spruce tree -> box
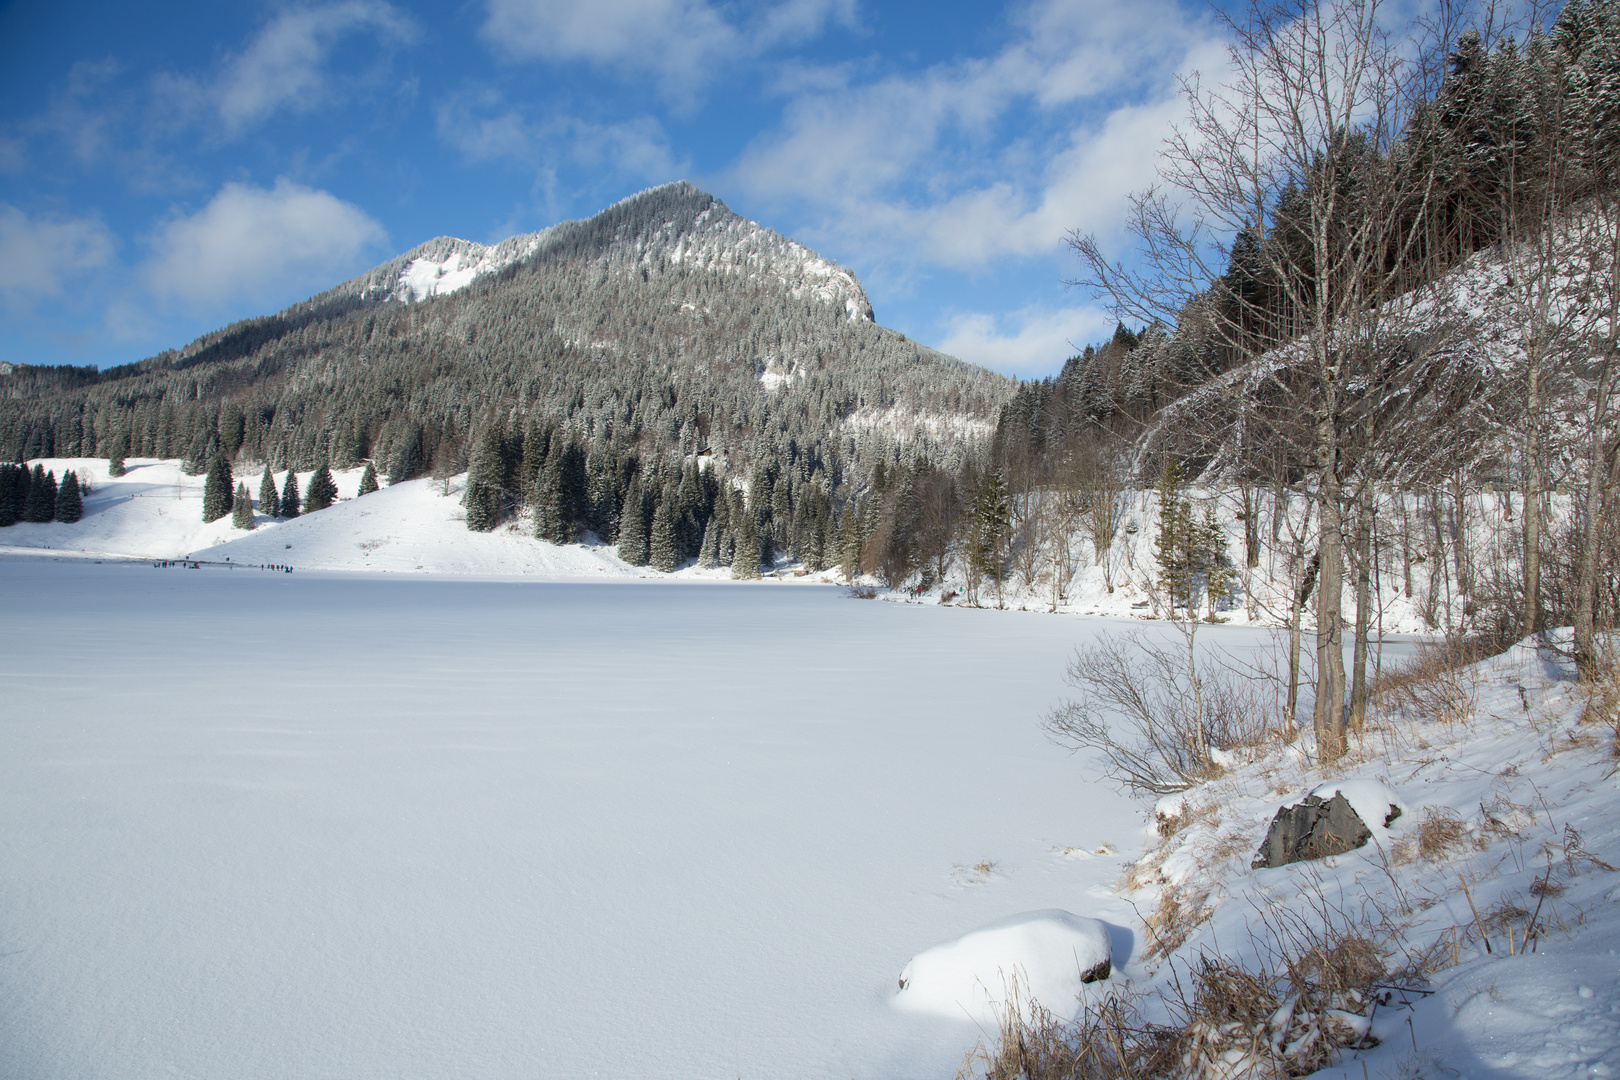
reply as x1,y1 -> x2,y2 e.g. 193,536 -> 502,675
7,464 -> 30,524
464,431 -> 504,532
231,482 -> 256,529
54,470 -> 83,523
617,478 -> 649,565
0,464 -> 19,526
649,495 -> 678,571
698,519 -> 719,567
388,428 -> 422,485
357,461 -> 379,496
970,468 -> 1011,588
202,454 -> 233,523
258,465 -> 279,518
108,455 -> 126,478
1153,459 -> 1195,618
731,515 -> 761,579
24,465 -> 54,523
303,462 -> 337,513
279,469 -> 301,519
1198,507 -> 1235,618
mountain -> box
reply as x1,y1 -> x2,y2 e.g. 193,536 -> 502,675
0,182 -> 1014,567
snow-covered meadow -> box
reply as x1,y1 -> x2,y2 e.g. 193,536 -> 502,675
0,558 -> 1257,1080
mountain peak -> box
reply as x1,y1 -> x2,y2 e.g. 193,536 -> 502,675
327,182 -> 874,322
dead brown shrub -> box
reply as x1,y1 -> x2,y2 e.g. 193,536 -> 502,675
1416,806 -> 1470,860
1369,641 -> 1479,728
957,990 -> 1182,1080
1142,883 -> 1213,961
960,925 -> 1394,1080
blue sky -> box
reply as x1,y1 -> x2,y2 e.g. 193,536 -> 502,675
0,0 -> 1230,379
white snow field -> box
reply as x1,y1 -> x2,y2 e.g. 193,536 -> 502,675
0,558 -> 1246,1080
0,459 -> 669,578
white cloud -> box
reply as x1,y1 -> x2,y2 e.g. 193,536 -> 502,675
435,89 -> 683,184
144,179 -> 386,309
0,204 -> 115,307
936,304 -> 1115,376
729,0 -> 1228,271
479,0 -> 855,104
157,1 -> 417,136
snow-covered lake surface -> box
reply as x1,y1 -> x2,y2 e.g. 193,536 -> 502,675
0,559 -> 1281,1080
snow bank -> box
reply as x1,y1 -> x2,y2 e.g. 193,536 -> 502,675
1119,631 -> 1620,1080
895,910 -> 1112,1024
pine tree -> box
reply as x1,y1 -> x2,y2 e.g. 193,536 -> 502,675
202,454 -> 234,523
357,461 -> 379,496
181,429 -> 209,476
731,513 -> 761,579
54,470 -> 83,523
388,428 -> 422,485
970,469 -> 1011,587
1153,458 -> 1195,617
5,464 -> 29,525
649,494 -> 678,571
698,519 -> 719,567
108,455 -> 126,478
231,482 -> 256,529
617,478 -> 649,565
1198,507 -> 1236,619
279,469 -> 301,519
303,463 -> 337,513
0,464 -> 20,526
258,465 -> 279,518
464,431 -> 504,532
24,465 -> 55,523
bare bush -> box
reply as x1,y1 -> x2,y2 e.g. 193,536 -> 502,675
1044,628 -> 1269,795
957,985 -> 1182,1080
961,926 -> 1388,1080
1369,641 -> 1480,728
846,584 -> 879,600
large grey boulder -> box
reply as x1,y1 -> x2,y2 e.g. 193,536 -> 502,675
1251,793 -> 1372,869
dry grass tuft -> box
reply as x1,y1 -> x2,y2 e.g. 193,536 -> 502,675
957,987 -> 1182,1080
1370,640 -> 1480,728
1417,806 -> 1471,861
1142,883 -> 1213,961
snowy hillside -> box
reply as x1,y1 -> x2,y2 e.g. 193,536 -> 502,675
0,457 -> 778,580
999,629 -> 1620,1080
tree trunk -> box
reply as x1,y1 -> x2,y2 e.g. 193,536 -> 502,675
1348,480 -> 1373,734
1314,470 -> 1347,762
1575,352 -> 1616,682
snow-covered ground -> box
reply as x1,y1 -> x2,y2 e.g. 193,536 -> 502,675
1101,629 -> 1620,1080
1,560 -> 1213,1080
0,458 -> 723,579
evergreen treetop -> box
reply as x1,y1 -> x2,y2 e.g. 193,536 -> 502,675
280,469 -> 301,519
54,470 -> 83,523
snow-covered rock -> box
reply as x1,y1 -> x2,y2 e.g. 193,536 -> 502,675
895,909 -> 1113,1024
1309,778 -> 1404,833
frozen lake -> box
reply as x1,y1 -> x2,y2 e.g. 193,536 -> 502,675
0,559 -> 1272,1079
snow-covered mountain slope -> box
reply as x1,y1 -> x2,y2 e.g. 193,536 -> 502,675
3,182 -> 999,501
324,180 -> 875,322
